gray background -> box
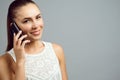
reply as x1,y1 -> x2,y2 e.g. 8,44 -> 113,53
0,0 -> 120,80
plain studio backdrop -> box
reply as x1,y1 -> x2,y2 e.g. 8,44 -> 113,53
0,0 -> 120,80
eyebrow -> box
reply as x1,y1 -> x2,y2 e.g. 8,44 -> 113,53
23,13 -> 41,20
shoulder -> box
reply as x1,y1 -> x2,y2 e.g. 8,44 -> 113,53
51,43 -> 65,63
0,54 -> 7,76
0,53 -> 10,71
50,43 -> 68,80
45,41 -> 64,53
0,53 -> 8,65
52,43 -> 64,53
0,53 -> 11,79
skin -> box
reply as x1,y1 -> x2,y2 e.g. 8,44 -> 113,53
0,3 -> 68,80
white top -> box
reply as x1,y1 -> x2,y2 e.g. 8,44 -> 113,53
8,41 -> 62,80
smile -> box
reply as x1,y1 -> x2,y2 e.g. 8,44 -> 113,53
31,30 -> 40,35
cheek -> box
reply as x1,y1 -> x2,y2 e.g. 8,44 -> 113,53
20,26 -> 31,33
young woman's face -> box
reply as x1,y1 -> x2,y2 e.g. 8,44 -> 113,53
14,3 -> 44,41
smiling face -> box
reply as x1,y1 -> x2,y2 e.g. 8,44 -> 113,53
13,3 -> 44,41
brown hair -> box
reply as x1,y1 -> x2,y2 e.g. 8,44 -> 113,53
6,0 -> 36,51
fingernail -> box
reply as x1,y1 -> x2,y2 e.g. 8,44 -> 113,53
19,30 -> 22,33
25,34 -> 27,36
28,40 -> 31,42
13,33 -> 15,36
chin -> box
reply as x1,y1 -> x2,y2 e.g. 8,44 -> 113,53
29,35 -> 42,41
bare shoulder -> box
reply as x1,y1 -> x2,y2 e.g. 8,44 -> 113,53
0,53 -> 11,80
52,43 -> 64,53
0,53 -> 9,71
52,43 -> 65,63
52,43 -> 68,80
0,53 -> 13,68
0,54 -> 7,77
0,53 -> 8,65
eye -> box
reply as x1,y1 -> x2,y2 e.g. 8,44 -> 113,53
23,19 -> 30,23
36,15 -> 42,19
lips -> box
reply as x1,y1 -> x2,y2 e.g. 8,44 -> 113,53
31,30 -> 40,35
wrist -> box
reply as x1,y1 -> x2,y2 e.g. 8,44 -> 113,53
16,59 -> 25,67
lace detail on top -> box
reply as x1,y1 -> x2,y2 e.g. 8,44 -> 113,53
7,41 -> 62,80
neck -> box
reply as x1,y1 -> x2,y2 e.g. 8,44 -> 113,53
25,40 -> 44,54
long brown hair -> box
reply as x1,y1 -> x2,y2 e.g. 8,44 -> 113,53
6,0 -> 36,51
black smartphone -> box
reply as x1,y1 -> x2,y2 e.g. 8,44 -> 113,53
10,22 -> 26,41
10,22 -> 20,35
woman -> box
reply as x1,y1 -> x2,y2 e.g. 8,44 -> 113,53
0,0 -> 68,80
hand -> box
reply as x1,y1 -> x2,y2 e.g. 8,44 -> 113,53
13,31 -> 30,64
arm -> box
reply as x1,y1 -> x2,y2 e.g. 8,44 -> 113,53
0,32 -> 29,80
52,43 -> 68,80
15,60 -> 25,80
13,31 -> 30,80
0,54 -> 26,80
0,54 -> 25,80
0,55 -> 10,80
0,54 -> 14,80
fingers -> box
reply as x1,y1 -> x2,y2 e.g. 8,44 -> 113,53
13,31 -> 30,47
17,34 -> 27,46
13,31 -> 22,46
21,40 -> 30,48
14,31 -> 22,41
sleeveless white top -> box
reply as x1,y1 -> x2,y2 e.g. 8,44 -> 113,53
8,42 -> 62,80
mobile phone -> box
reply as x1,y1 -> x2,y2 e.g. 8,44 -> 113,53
10,22 -> 20,35
10,22 -> 26,41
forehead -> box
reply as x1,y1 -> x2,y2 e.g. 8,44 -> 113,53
15,3 -> 40,19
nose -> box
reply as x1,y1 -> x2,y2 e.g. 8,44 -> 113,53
32,20 -> 39,29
